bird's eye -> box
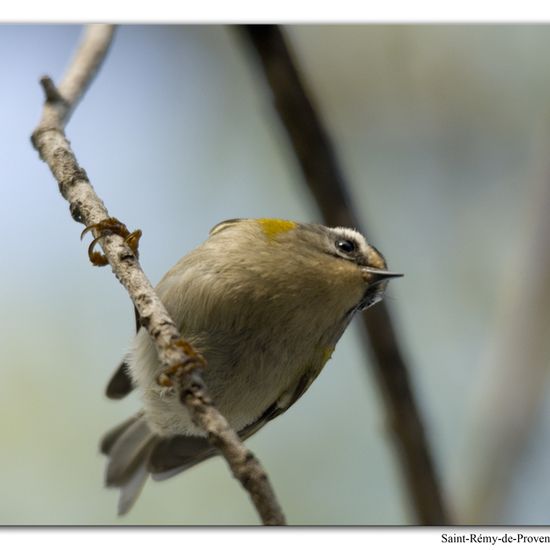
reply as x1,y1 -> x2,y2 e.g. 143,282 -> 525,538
335,239 -> 357,254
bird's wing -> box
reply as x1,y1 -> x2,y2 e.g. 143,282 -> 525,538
238,371 -> 314,440
147,371 -> 316,479
105,307 -> 140,399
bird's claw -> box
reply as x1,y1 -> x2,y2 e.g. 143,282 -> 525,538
156,339 -> 207,389
80,217 -> 142,266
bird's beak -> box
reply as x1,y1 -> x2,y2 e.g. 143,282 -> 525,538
361,266 -> 404,283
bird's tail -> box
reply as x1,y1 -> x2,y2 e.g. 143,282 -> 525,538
100,413 -> 158,516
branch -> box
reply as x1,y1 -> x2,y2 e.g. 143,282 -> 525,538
240,24 -> 449,525
31,24 -> 286,526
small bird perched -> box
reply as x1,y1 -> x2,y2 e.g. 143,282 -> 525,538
101,218 -> 402,514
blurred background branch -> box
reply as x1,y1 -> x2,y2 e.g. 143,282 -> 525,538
454,129 -> 550,524
240,24 -> 449,525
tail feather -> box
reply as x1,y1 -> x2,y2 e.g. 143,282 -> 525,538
105,416 -> 156,487
148,435 -> 217,481
101,415 -> 217,515
100,414 -> 142,455
102,415 -> 157,515
117,459 -> 150,516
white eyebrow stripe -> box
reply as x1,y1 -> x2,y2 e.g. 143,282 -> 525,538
332,227 -> 368,247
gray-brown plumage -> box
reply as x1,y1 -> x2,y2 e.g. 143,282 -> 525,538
100,219 -> 401,514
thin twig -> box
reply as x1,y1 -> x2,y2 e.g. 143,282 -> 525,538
240,24 -> 449,525
31,24 -> 286,526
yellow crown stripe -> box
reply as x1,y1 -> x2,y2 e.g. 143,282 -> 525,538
258,219 -> 297,240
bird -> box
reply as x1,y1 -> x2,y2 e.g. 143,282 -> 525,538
100,218 -> 402,515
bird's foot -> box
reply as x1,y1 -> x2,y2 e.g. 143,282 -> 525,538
80,217 -> 142,266
156,339 -> 207,389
